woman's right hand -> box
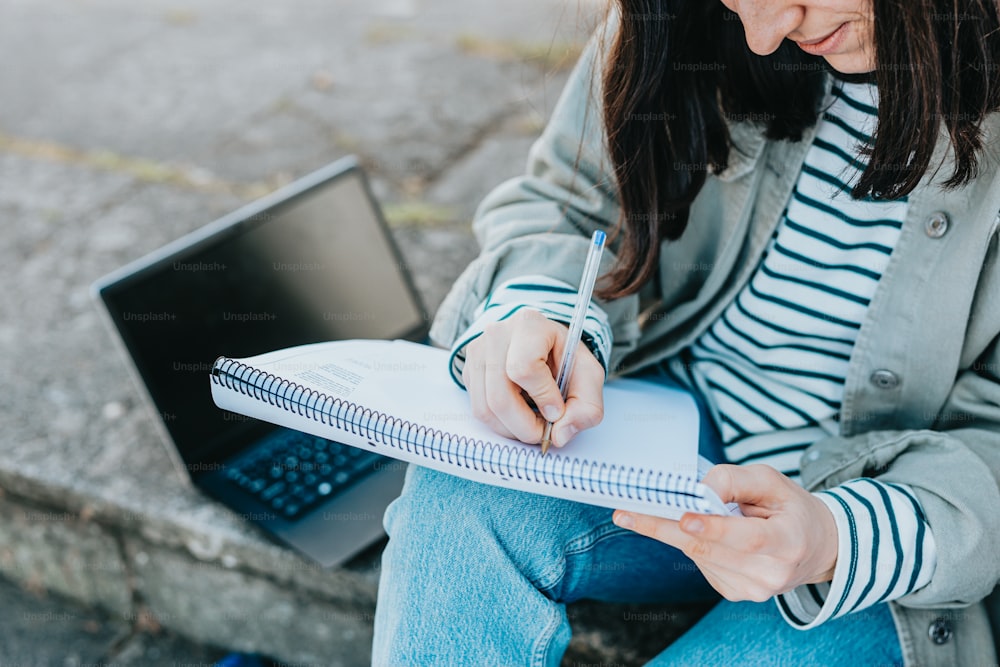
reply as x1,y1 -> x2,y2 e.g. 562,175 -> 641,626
461,308 -> 605,449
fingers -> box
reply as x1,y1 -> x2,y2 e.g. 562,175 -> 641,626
677,512 -> 777,556
614,468 -> 836,601
615,508 -> 777,553
505,312 -> 566,422
463,341 -> 516,440
701,463 -> 791,510
461,308 -> 605,446
503,311 -> 605,446
463,336 -> 515,438
552,351 -> 605,447
613,510 -> 685,546
613,510 -> 777,599
483,324 -> 545,443
613,511 -> 748,568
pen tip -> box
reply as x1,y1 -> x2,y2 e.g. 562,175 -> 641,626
540,439 -> 550,456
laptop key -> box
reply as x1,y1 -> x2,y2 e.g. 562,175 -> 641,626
261,481 -> 286,501
227,432 -> 389,520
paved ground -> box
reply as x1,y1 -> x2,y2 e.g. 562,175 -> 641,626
0,0 -> 714,663
0,574 -> 227,666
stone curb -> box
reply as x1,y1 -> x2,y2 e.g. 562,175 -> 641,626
0,468 -> 378,665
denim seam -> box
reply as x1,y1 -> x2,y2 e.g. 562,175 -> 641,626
565,521 -> 623,555
529,600 -> 565,667
532,521 -> 626,594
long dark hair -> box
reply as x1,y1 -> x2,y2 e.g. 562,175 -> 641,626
597,0 -> 1000,300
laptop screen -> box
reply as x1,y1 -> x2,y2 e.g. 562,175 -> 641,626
98,168 -> 427,468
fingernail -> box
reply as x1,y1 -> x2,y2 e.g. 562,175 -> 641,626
555,424 -> 578,446
542,405 -> 561,421
683,518 -> 704,534
614,512 -> 634,529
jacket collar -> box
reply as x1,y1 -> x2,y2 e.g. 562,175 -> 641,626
713,74 -> 836,183
712,120 -> 767,182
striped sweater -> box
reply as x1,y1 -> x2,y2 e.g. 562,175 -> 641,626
447,78 -> 937,629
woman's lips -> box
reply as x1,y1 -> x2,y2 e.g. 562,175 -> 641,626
794,23 -> 848,56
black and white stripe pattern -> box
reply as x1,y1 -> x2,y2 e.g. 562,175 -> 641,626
685,80 -> 907,477
777,478 -> 936,628
686,80 -> 936,626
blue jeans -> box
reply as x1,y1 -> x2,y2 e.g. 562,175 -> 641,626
372,369 -> 904,666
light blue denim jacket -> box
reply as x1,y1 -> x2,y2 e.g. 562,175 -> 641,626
429,26 -> 1000,667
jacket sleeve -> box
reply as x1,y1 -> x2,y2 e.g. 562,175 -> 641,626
794,332 -> 1000,613
427,14 -> 643,375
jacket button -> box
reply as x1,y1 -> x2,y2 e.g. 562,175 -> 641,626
928,617 -> 953,645
925,212 -> 951,239
870,369 -> 900,390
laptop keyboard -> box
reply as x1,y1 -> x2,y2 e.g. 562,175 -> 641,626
225,430 -> 383,520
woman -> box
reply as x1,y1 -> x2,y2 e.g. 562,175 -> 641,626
373,0 -> 1000,664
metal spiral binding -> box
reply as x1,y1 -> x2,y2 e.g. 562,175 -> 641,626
211,357 -> 702,510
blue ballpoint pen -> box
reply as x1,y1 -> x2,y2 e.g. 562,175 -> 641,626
540,230 -> 606,455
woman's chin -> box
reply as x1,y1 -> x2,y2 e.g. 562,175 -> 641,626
822,52 -> 875,75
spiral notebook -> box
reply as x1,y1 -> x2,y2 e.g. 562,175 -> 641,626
210,339 -> 732,519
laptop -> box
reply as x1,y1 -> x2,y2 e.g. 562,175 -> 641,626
92,156 -> 428,567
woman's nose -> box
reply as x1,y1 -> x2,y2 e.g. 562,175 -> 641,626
736,4 -> 804,55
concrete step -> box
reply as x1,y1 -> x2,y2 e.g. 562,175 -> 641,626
0,573 -> 226,666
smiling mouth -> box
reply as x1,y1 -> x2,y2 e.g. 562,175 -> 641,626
796,26 -> 843,46
793,23 -> 848,56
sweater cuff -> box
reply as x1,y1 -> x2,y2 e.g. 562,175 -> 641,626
776,478 -> 937,630
446,275 -> 613,390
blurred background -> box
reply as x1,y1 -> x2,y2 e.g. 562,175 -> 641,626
0,1 -> 711,664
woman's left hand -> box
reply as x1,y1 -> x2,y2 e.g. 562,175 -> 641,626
612,464 -> 839,602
